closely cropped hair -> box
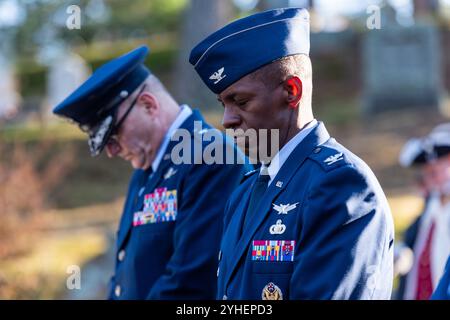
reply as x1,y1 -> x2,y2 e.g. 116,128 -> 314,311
250,54 -> 312,88
145,74 -> 167,93
250,54 -> 313,109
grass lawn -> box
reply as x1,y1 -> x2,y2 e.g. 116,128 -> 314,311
0,199 -> 123,299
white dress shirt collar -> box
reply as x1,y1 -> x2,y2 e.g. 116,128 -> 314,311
260,119 -> 318,185
151,105 -> 193,172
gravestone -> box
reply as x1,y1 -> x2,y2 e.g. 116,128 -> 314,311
362,24 -> 442,113
0,53 -> 20,120
45,51 -> 90,120
173,0 -> 233,112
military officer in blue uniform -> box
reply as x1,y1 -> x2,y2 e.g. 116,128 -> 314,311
53,46 -> 250,299
431,256 -> 450,300
189,8 -> 395,299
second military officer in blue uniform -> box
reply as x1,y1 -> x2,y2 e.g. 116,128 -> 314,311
53,46 -> 250,299
190,8 -> 395,299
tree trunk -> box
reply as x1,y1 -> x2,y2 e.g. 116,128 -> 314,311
173,0 -> 234,114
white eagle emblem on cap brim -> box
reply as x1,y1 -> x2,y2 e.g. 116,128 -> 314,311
88,115 -> 113,155
209,67 -> 227,84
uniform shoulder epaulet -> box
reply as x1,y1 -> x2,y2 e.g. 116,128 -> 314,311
240,169 -> 258,184
308,145 -> 348,172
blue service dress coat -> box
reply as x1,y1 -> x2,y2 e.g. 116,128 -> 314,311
217,122 -> 395,300
431,256 -> 450,300
108,109 -> 250,300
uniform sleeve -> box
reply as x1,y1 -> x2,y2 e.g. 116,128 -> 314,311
290,165 -> 394,299
147,163 -> 247,299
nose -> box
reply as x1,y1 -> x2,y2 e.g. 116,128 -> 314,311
222,106 -> 240,129
105,139 -> 122,158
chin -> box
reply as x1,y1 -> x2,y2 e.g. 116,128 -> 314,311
130,158 -> 145,170
133,156 -> 153,170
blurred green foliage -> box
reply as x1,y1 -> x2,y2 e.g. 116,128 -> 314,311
0,121 -> 84,142
7,0 -> 186,99
15,38 -> 178,101
11,0 -> 187,53
15,59 -> 47,98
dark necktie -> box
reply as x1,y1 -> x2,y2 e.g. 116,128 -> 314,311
242,165 -> 271,232
133,167 -> 153,209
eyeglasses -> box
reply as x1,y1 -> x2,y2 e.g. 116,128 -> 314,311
110,84 -> 147,138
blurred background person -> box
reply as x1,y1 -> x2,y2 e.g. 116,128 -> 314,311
396,123 -> 450,300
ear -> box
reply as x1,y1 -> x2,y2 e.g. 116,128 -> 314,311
284,76 -> 302,109
138,92 -> 159,116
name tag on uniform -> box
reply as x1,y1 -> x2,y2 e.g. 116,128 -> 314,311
133,188 -> 177,226
251,240 -> 295,262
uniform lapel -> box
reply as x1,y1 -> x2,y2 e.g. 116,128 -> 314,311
116,109 -> 203,250
145,159 -> 171,198
116,168 -> 151,249
224,122 -> 331,287
221,182 -> 254,265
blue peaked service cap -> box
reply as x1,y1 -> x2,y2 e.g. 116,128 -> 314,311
53,46 -> 151,156
189,7 -> 310,94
